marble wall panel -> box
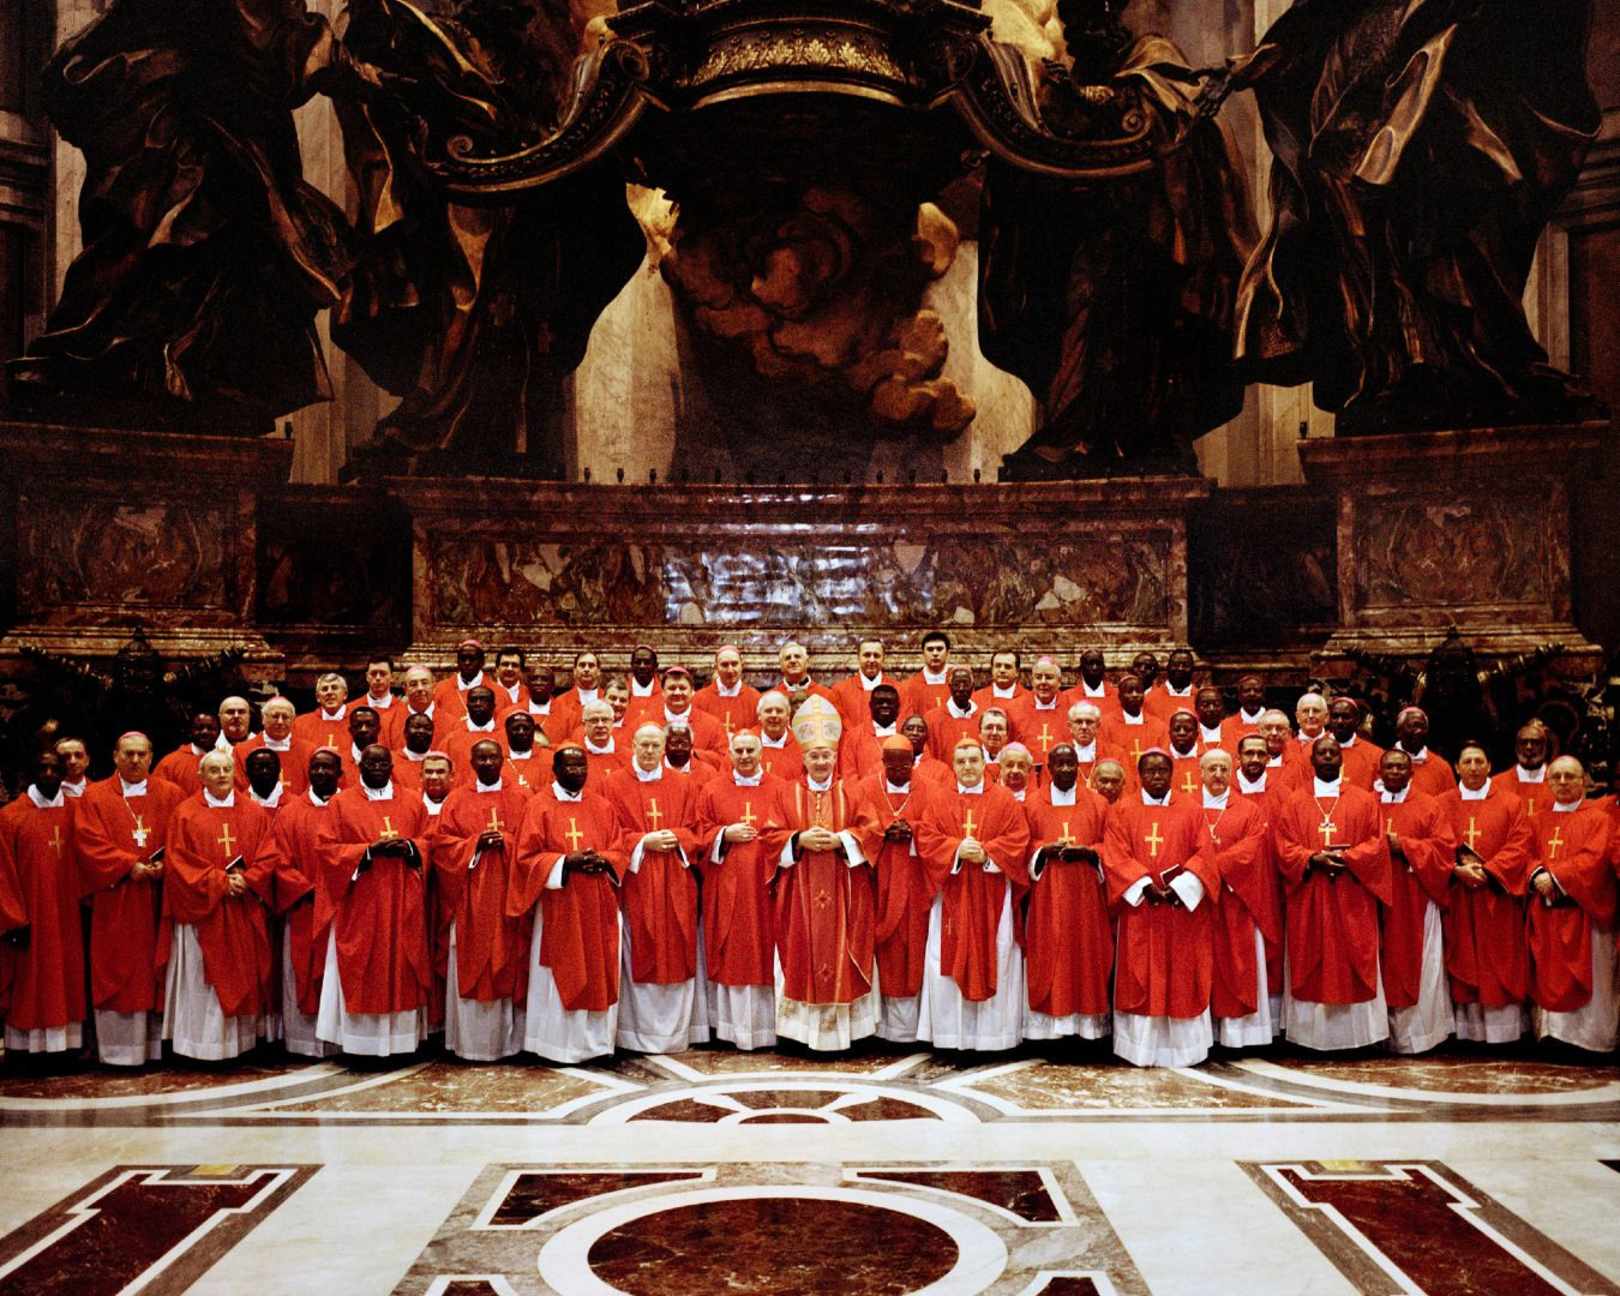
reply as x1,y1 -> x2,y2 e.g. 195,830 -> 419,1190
257,487 -> 411,643
1188,486 -> 1336,649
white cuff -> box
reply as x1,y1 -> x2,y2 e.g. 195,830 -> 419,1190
469,847 -> 484,874
1027,849 -> 1046,881
837,830 -> 865,868
981,858 -> 1001,875
709,832 -> 727,864
777,837 -> 797,868
1123,876 -> 1150,908
1169,871 -> 1205,912
950,841 -> 967,875
544,855 -> 567,890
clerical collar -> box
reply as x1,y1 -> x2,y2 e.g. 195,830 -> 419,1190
663,707 -> 693,726
1516,765 -> 1546,783
190,743 -> 211,757
872,721 -> 897,738
1031,695 -> 1058,711
1267,753 -> 1284,767
1081,679 -> 1108,697
1340,734 -> 1359,748
1296,730 -> 1320,743
1049,784 -> 1077,806
213,732 -> 233,751
1165,682 -> 1192,697
884,778 -> 911,794
1009,787 -> 1026,802
575,687 -> 600,704
1312,775 -> 1342,796
351,744 -> 366,764
956,781 -> 985,795
665,759 -> 691,774
991,682 -> 1018,698
805,774 -> 835,794
1171,745 -> 1198,760
251,784 -> 285,809
1075,741 -> 1096,762
262,733 -> 292,751
1237,770 -> 1267,795
362,782 -> 395,802
321,704 -> 348,721
1459,782 -> 1490,801
946,697 -> 976,719
632,678 -> 658,697
1140,789 -> 1170,806
732,770 -> 763,787
1199,724 -> 1223,744
498,681 -> 523,705
761,731 -> 788,749
551,782 -> 583,802
714,679 -> 741,697
62,779 -> 86,798
983,748 -> 1001,766
204,788 -> 235,808
509,747 -> 534,760
1379,785 -> 1409,804
412,702 -> 436,719
528,698 -> 551,715
1202,788 -> 1230,809
922,666 -> 948,685
633,763 -> 663,783
308,788 -> 331,807
464,716 -> 495,733
1552,798 -> 1581,813
456,671 -> 484,693
27,785 -> 65,809
402,747 -> 429,763
1398,742 -> 1429,763
475,778 -> 503,793
585,738 -> 615,755
860,672 -> 884,690
1121,711 -> 1145,725
368,692 -> 395,709
120,778 -> 148,798
423,796 -> 444,815
1239,707 -> 1263,724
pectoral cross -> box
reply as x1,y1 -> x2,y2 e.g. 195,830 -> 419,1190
1180,769 -> 1199,796
723,713 -> 735,737
961,808 -> 978,838
1145,820 -> 1163,859
378,816 -> 400,841
565,817 -> 585,851
646,798 -> 664,829
327,730 -> 338,750
1464,816 -> 1481,852
740,802 -> 757,827
1317,817 -> 1338,847
1524,796 -> 1537,818
1035,723 -> 1054,756
1546,825 -> 1564,861
47,826 -> 64,857
516,773 -> 531,789
132,815 -> 149,849
1129,736 -> 1145,764
486,807 -> 504,834
217,822 -> 236,859
1056,821 -> 1075,848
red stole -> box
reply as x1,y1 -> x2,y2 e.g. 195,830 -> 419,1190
1193,796 -> 1277,1019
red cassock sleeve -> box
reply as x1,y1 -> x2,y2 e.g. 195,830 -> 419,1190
1393,797 -> 1459,908
1193,800 -> 1277,942
1542,809 -> 1615,926
75,785 -> 141,895
165,801 -> 232,925
1336,796 -> 1393,905
0,829 -> 24,934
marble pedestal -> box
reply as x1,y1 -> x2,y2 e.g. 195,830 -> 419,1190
0,419 -> 289,680
1298,421 -> 1609,664
388,475 -> 1212,677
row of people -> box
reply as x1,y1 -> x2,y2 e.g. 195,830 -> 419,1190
2,686 -> 1612,1068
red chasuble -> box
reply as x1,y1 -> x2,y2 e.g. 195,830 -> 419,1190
693,682 -> 763,741
1401,750 -> 1457,798
509,787 -> 626,1011
1103,797 -> 1216,1018
848,774 -> 942,1001
1338,738 -> 1386,790
763,780 -> 877,1006
1167,749 -> 1204,800
431,782 -> 533,1004
234,735 -> 314,797
443,725 -> 503,787
581,742 -> 629,785
914,782 -> 1031,1002
1273,784 -> 1391,1004
165,795 -> 274,1018
693,774 -> 783,989
1525,802 -> 1614,1013
293,709 -> 350,754
604,769 -> 701,985
833,673 -> 902,728
923,704 -> 982,763
758,738 -> 804,785
839,722 -> 899,783
1192,795 -> 1279,1020
1491,768 -> 1549,821
903,672 -> 951,718
317,787 -> 433,1015
498,747 -> 553,796
77,777 -> 185,1016
1098,715 -> 1170,769
1438,787 -> 1534,1008
1006,698 -> 1066,763
1023,786 -> 1112,1018
153,744 -> 211,797
253,793 -> 333,1016
1377,793 -> 1458,1010
1143,684 -> 1197,725
0,797 -> 85,1031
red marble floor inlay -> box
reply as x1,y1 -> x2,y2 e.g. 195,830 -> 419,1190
857,1169 -> 1062,1222
838,1097 -> 939,1121
738,1112 -> 828,1123
585,1197 -> 958,1295
629,1097 -> 733,1122
489,1171 -> 705,1226
1032,1281 -> 1102,1296
1250,1161 -> 1620,1296
0,1165 -> 315,1296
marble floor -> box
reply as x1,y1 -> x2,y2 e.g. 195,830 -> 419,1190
2,1042 -> 1619,1295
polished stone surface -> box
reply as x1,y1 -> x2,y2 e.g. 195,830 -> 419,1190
2,1043 -> 1620,1294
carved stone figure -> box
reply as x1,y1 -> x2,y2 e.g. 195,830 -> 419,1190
5,0 -> 379,433
1232,0 -> 1604,434
976,0 -> 1256,478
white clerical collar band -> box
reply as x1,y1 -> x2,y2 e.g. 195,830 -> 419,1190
632,679 -> 657,696
1380,787 -> 1409,803
1050,785 -> 1076,805
1141,792 -> 1169,806
1075,744 -> 1096,761
28,786 -> 66,809
634,764 -> 663,782
732,772 -> 763,786
884,779 -> 911,794
1459,783 -> 1490,800
362,782 -> 395,801
586,740 -> 614,755
457,672 -> 483,691
923,668 -> 948,684
1517,766 -> 1546,783
403,748 -> 429,763
861,673 -> 883,689
308,789 -> 330,806
121,779 -> 149,797
1552,799 -> 1580,813
762,733 -> 787,748
806,777 -> 834,792
204,790 -> 235,808
1312,777 -> 1342,796
716,681 -> 741,696
1122,712 -> 1145,725
263,735 -> 291,750
1200,725 -> 1222,743
475,779 -> 503,793
1237,774 -> 1266,794
552,783 -> 583,802
956,783 -> 985,795
1203,791 -> 1229,808
370,693 -> 395,708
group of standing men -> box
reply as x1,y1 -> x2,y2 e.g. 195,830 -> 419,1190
1,633 -> 1614,1071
